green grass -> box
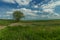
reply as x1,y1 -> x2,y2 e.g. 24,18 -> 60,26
0,19 -> 15,26
0,26 -> 60,40
0,19 -> 60,40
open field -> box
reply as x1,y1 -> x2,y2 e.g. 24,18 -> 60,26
0,19 -> 60,40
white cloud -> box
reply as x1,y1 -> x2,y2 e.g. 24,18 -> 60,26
6,11 -> 13,15
41,15 -> 47,18
6,8 -> 39,17
48,15 -> 60,19
2,0 -> 32,5
41,0 -> 60,18
42,0 -> 60,9
2,15 -> 10,17
2,0 -> 15,3
3,0 -> 60,19
43,9 -> 54,14
18,8 -> 39,16
15,0 -> 32,5
6,8 -> 44,20
32,5 -> 39,8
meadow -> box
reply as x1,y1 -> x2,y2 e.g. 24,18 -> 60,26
0,19 -> 60,40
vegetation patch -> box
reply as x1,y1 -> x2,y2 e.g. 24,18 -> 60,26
0,20 -> 60,40
0,24 -> 60,40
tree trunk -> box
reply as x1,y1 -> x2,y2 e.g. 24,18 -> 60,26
15,18 -> 20,22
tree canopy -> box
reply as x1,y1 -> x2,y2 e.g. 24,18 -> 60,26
13,11 -> 24,22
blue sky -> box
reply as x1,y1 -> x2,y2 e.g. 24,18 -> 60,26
0,0 -> 60,20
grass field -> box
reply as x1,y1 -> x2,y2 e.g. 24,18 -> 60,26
0,19 -> 60,40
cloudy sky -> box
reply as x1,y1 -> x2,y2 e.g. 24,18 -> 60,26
0,0 -> 60,20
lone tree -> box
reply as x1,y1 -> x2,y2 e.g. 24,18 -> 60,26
13,11 -> 24,22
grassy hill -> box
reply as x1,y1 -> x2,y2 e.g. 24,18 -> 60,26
0,19 -> 60,40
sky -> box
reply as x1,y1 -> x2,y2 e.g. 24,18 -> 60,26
0,0 -> 60,20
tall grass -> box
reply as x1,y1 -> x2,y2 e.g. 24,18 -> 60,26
0,26 -> 60,40
0,19 -> 60,40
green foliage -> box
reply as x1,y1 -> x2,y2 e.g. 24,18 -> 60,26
0,20 -> 60,40
13,11 -> 24,22
0,26 -> 60,40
